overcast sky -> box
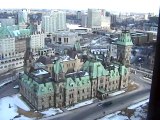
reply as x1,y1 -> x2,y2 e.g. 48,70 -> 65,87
0,0 -> 159,14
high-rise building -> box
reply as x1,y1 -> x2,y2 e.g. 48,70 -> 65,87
0,37 -> 15,59
81,13 -> 88,27
87,9 -> 101,30
29,32 -> 45,52
111,14 -> 117,24
77,11 -> 81,20
42,11 -> 66,33
18,9 -> 28,24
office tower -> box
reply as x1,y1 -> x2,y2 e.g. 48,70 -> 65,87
81,13 -> 88,27
77,11 -> 82,20
42,10 -> 66,33
87,9 -> 101,30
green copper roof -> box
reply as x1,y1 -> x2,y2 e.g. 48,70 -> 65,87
117,30 -> 133,46
20,74 -> 55,96
65,75 -> 90,90
74,41 -> 81,51
53,60 -> 64,74
65,77 -> 77,90
82,60 -> 109,79
119,65 -> 128,76
109,67 -> 120,79
0,25 -> 31,38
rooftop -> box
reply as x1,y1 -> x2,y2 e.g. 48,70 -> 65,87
31,69 -> 49,76
67,24 -> 91,30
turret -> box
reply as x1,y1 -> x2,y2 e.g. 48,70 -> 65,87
117,30 -> 133,66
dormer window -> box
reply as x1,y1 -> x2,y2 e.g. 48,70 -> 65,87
70,83 -> 74,87
48,88 -> 52,91
41,88 -> 44,92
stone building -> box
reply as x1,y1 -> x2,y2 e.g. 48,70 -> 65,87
19,30 -> 133,110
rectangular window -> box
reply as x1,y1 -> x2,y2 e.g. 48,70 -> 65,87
60,95 -> 61,99
83,89 -> 85,93
100,79 -> 103,83
49,96 -> 51,100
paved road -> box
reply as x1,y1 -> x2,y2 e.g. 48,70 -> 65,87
0,80 -> 19,98
42,73 -> 151,120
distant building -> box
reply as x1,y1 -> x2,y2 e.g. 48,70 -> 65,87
111,14 -> 117,24
77,11 -> 82,20
51,31 -> 80,45
143,23 -> 158,32
101,16 -> 110,29
18,9 -> 28,25
131,31 -> 157,45
81,14 -> 88,27
42,11 -> 66,33
29,32 -> 45,52
87,9 -> 101,30
0,17 -> 15,27
67,24 -> 92,34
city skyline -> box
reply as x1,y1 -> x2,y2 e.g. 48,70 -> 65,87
0,0 -> 159,14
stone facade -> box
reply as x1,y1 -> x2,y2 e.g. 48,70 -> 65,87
19,30 -> 133,110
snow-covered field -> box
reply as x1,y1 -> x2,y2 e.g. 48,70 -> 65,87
41,108 -> 63,117
99,99 -> 149,120
0,94 -> 64,120
0,94 -> 31,120
66,99 -> 94,110
109,90 -> 125,97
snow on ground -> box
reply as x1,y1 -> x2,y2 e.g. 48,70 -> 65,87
143,77 -> 152,81
99,99 -> 148,120
109,90 -> 125,97
99,111 -> 129,120
66,99 -> 94,111
0,94 -> 30,120
128,99 -> 149,109
41,108 -> 63,117
0,79 -> 13,88
13,85 -> 19,89
12,94 -> 30,111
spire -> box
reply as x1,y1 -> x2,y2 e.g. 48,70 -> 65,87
117,30 -> 133,46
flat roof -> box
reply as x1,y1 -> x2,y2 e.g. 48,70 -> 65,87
67,24 -> 91,30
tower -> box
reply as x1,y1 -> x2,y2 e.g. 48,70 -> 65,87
24,48 -> 34,73
117,30 -> 133,66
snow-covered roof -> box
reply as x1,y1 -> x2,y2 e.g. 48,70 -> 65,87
32,69 -> 49,76
60,55 -> 74,62
67,24 -> 91,30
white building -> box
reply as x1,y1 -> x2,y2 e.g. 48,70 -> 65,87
87,9 -> 101,30
81,14 -> 88,27
42,11 -> 66,33
52,31 -> 80,45
0,37 -> 15,59
101,16 -> 111,29
30,32 -> 45,52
